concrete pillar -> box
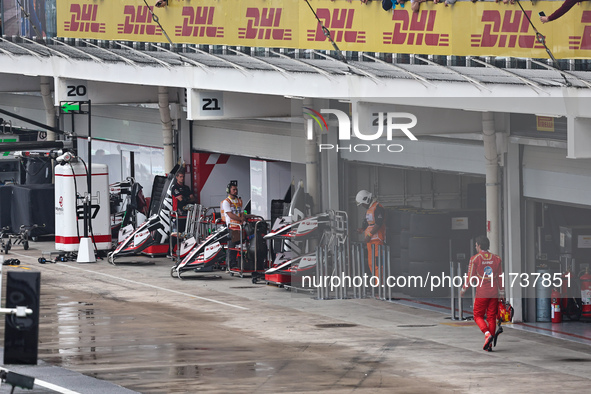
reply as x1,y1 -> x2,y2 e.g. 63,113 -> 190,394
303,98 -> 319,213
158,86 -> 174,173
482,112 -> 499,253
40,76 -> 56,141
505,142 -> 523,322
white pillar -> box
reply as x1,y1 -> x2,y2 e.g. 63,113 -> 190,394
482,112 -> 499,253
40,76 -> 56,141
303,98 -> 319,213
158,86 -> 174,173
505,141 -> 523,322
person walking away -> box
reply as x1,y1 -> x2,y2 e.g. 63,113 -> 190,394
461,235 -> 505,351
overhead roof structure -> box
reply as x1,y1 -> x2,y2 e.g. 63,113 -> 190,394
1,37 -> 591,118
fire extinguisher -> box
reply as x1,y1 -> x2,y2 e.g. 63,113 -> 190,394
551,288 -> 562,323
581,269 -> 591,319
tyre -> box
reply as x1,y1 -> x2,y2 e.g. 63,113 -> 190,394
399,210 -> 414,231
23,241 -> 29,250
400,230 -> 410,249
400,247 -> 409,264
385,208 -> 403,235
387,233 -> 401,257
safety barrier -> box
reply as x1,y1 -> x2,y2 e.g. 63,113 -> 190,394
449,260 -> 474,320
199,206 -> 224,239
314,210 -> 349,299
315,240 -> 350,300
169,203 -> 204,263
228,217 -> 268,278
349,243 -> 392,301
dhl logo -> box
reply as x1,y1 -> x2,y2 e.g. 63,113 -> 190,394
307,9 -> 366,43
64,4 -> 106,33
569,11 -> 591,50
238,8 -> 291,41
117,6 -> 162,36
471,10 -> 544,49
175,6 -> 224,38
383,10 -> 448,46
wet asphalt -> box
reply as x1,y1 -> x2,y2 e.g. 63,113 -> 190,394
1,242 -> 591,393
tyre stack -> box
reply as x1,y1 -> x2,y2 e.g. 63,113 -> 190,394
270,199 -> 287,256
0,185 -> 12,230
270,199 -> 286,227
407,210 -> 451,298
385,206 -> 419,278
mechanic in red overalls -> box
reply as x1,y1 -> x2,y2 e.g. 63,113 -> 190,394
461,235 -> 505,351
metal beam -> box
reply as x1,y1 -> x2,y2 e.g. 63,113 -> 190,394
185,46 -> 251,75
414,55 -> 491,92
311,50 -> 382,84
361,53 -> 435,88
148,43 -> 210,71
114,41 -> 172,69
530,58 -> 591,89
19,37 -> 69,59
0,107 -> 66,135
0,37 -> 44,60
0,141 -> 67,152
470,57 -> 550,95
50,38 -> 104,63
226,48 -> 292,79
269,49 -> 334,80
79,39 -> 137,67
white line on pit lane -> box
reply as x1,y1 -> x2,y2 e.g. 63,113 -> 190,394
10,252 -> 249,311
34,379 -> 81,394
0,367 -> 80,394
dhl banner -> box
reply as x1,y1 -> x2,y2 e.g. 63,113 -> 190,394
57,0 -> 591,59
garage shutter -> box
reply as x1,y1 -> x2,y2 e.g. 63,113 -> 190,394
523,145 -> 591,207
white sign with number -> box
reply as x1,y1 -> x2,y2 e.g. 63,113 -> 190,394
187,90 -> 291,120
56,79 -> 89,104
189,90 -> 224,118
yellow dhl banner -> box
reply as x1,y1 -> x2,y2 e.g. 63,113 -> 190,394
57,0 -> 591,59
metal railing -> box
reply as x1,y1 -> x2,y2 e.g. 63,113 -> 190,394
314,210 -> 351,299
169,203 -> 203,263
227,217 -> 267,278
349,243 -> 392,301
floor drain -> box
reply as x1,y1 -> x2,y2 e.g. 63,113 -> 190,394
559,358 -> 591,362
397,324 -> 437,328
315,323 -> 358,328
229,286 -> 261,289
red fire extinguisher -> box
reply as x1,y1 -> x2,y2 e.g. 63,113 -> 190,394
551,288 -> 562,323
581,269 -> 591,319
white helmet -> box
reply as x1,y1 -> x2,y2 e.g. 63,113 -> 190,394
355,190 -> 373,206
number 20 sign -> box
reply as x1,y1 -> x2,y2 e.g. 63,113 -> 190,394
57,79 -> 89,103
